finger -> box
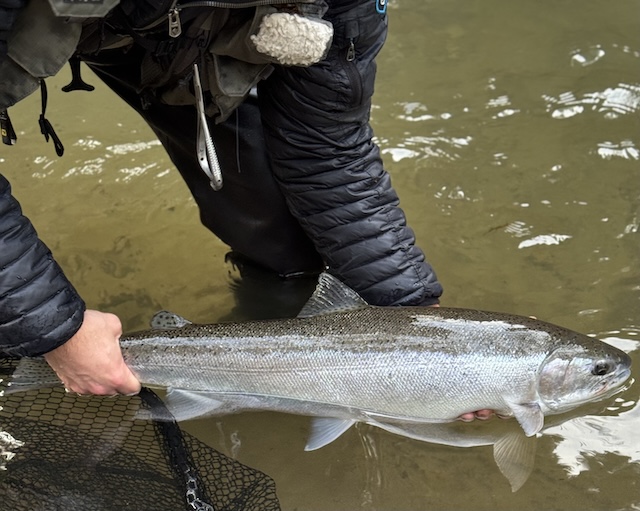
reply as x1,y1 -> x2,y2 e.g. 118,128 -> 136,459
115,366 -> 142,395
458,410 -> 496,422
474,409 -> 494,420
458,412 -> 475,422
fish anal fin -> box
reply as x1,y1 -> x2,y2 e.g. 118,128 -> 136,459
297,272 -> 368,319
493,431 -> 537,492
159,388 -> 225,422
305,418 -> 356,451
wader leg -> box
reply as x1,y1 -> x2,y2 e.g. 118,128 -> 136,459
89,66 -> 325,277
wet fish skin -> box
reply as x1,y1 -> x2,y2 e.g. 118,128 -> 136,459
127,310 -> 628,421
120,274 -> 631,441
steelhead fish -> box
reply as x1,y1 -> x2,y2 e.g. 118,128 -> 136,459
9,273 -> 632,461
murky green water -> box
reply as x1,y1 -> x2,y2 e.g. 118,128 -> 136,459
1,0 -> 639,509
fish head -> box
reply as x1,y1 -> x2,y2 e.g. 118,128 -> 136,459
536,339 -> 632,413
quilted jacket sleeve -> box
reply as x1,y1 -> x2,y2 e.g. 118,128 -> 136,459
258,0 -> 443,306
0,174 -> 85,356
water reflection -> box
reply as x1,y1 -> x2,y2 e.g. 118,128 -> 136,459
0,430 -> 24,471
548,398 -> 640,478
596,140 -> 639,161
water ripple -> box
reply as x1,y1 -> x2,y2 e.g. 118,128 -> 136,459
517,234 -> 572,249
486,95 -> 520,119
570,46 -> 606,67
545,397 -> 640,477
596,140 -> 639,160
62,158 -> 107,178
503,221 -> 533,238
379,134 -> 473,162
73,138 -> 103,150
543,83 -> 640,119
598,328 -> 640,353
106,140 -> 162,155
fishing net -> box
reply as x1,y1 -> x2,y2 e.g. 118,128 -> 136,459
0,356 -> 281,511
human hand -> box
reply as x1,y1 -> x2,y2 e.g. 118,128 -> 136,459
458,410 -> 494,422
458,410 -> 511,422
44,310 -> 141,395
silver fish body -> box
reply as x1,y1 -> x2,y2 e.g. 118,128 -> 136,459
119,274 -> 631,443
9,273 -> 632,452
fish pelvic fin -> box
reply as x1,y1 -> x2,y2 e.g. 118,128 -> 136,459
506,400 -> 545,437
5,357 -> 62,393
150,311 -> 192,329
493,431 -> 537,492
158,388 -> 225,422
305,417 -> 357,451
297,272 -> 368,319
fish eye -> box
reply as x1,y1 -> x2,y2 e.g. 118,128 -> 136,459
592,360 -> 612,376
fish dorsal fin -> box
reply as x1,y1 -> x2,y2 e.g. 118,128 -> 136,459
493,431 -> 537,492
297,272 -> 369,319
305,417 -> 357,451
150,310 -> 192,329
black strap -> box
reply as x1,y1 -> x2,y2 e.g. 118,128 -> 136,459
38,80 -> 64,157
0,108 -> 16,145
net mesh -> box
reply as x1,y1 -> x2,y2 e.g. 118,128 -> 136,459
0,357 -> 281,511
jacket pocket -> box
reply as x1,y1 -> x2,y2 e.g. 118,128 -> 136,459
329,4 -> 387,109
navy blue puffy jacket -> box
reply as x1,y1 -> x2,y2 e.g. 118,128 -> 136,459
258,1 -> 443,305
0,174 -> 85,356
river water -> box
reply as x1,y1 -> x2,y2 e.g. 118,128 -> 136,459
1,0 -> 638,509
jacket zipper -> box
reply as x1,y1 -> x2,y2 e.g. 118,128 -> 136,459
153,0 -> 315,37
343,20 -> 362,107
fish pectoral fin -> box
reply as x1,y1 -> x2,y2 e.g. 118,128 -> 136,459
505,400 -> 544,437
150,311 -> 192,329
305,418 -> 357,451
493,431 -> 537,492
162,388 -> 225,422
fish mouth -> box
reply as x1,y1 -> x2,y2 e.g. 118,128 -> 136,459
553,373 -> 633,412
596,369 -> 633,398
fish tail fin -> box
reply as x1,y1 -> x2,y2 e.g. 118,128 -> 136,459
3,357 -> 62,394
